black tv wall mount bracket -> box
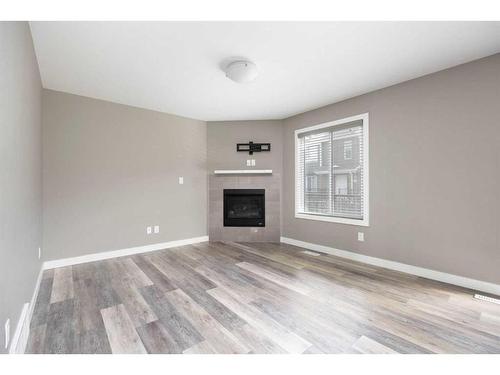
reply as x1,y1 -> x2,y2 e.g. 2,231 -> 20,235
236,142 -> 271,155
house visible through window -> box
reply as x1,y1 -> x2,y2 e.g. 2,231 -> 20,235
344,140 -> 353,160
306,175 -> 318,192
295,113 -> 369,226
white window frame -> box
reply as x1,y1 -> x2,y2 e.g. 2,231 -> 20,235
294,113 -> 369,227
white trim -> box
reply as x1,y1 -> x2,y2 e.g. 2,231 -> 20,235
295,213 -> 369,227
280,236 -> 500,296
8,303 -> 30,354
214,169 -> 272,175
8,265 -> 44,354
294,113 -> 369,227
27,266 -> 44,327
43,235 -> 209,269
294,113 -> 367,135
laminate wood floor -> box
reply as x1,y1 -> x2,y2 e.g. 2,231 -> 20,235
26,241 -> 500,354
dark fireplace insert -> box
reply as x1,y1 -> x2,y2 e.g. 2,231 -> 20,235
223,189 -> 265,227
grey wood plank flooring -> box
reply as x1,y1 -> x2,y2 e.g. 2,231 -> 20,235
50,267 -> 74,304
26,241 -> 500,354
101,304 -> 147,354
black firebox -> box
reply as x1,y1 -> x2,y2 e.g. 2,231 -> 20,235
223,189 -> 265,227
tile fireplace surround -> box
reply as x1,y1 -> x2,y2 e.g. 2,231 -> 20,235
208,173 -> 280,242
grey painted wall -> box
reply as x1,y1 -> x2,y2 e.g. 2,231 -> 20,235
42,90 -> 207,260
207,120 -> 284,240
0,22 -> 42,353
283,54 -> 500,284
207,120 -> 283,174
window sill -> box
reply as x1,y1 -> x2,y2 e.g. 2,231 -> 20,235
295,212 -> 369,227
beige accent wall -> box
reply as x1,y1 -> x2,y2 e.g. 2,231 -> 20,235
42,90 -> 208,260
283,54 -> 500,284
0,22 -> 42,353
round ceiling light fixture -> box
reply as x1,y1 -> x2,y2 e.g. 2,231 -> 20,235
224,60 -> 258,83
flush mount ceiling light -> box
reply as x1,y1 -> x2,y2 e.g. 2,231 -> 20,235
224,60 -> 258,83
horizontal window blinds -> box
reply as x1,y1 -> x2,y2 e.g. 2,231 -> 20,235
296,119 -> 365,220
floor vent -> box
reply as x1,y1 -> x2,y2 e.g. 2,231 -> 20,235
301,250 -> 321,256
474,294 -> 500,305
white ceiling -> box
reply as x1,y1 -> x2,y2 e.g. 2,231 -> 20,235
30,22 -> 500,121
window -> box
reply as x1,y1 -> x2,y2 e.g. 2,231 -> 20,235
344,140 -> 353,160
295,113 -> 369,226
306,175 -> 318,192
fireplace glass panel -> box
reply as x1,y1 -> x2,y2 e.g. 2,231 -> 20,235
224,189 -> 265,227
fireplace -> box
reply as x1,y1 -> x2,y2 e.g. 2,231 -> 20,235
223,189 -> 265,227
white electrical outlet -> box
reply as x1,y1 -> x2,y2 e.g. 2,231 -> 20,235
38,247 -> 41,259
154,225 -> 160,234
4,319 -> 10,349
178,176 -> 184,184
246,160 -> 251,166
358,232 -> 365,242
251,159 -> 256,166
146,226 -> 152,235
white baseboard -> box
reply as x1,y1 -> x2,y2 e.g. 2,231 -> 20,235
8,303 -> 30,354
42,235 -> 209,270
280,236 -> 500,296
9,266 -> 44,354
